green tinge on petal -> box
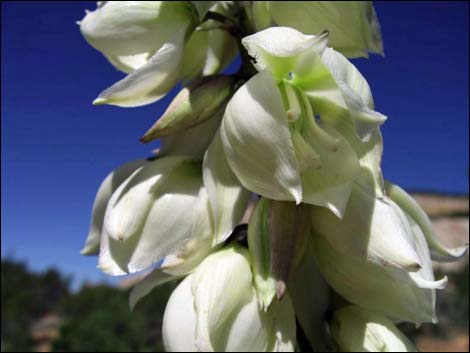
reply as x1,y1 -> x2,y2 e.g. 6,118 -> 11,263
301,48 -> 386,141
311,230 -> 437,325
159,107 -> 223,160
311,185 -> 422,271
386,182 -> 468,262
331,306 -> 416,352
141,76 -> 234,142
247,199 -> 276,310
93,34 -> 186,107
299,113 -> 360,217
242,27 -> 328,81
268,1 -> 384,58
221,71 -> 302,203
288,238 -> 331,351
81,159 -> 145,255
203,130 -> 250,244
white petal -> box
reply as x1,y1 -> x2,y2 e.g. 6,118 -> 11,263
80,1 -> 196,71
162,275 -> 199,352
311,185 -> 422,271
191,246 -> 254,351
301,48 -> 387,140
94,33 -> 186,107
203,129 -> 251,243
269,1 -> 383,58
331,306 -> 416,352
104,157 -> 186,242
300,122 -> 360,217
100,157 -> 214,275
386,182 -> 468,261
311,231 -> 437,324
221,71 -> 302,203
104,52 -> 154,74
242,27 -> 328,81
81,159 -> 144,255
129,269 -> 176,310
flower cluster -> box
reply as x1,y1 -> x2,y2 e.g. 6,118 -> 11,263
80,2 -> 467,352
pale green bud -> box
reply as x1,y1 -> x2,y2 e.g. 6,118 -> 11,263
331,306 -> 416,352
248,198 -> 310,309
140,75 -> 235,143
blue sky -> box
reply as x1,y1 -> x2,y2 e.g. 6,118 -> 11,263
2,1 -> 468,286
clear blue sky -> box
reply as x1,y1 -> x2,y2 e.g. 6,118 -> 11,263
2,1 -> 469,286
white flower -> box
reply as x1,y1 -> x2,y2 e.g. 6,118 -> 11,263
97,155 -> 249,276
267,1 -> 384,58
221,27 -> 386,216
331,306 -> 416,352
81,159 -> 145,255
162,245 -> 297,352
80,1 -> 198,107
310,214 -> 447,324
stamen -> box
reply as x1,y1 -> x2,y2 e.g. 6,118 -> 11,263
282,82 -> 301,123
300,93 -> 340,152
291,131 -> 322,171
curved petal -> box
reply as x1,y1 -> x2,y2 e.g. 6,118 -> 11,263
311,185 -> 422,271
269,1 -> 383,58
311,230 -> 438,325
104,157 -> 187,242
80,1 -> 196,71
221,71 -> 302,203
300,48 -> 386,141
242,27 -> 328,81
203,129 -> 251,243
386,182 -> 468,262
162,276 -> 199,352
331,306 -> 416,352
191,246 -> 254,351
93,33 -> 186,107
129,269 -> 176,310
300,121 -> 360,217
81,159 -> 145,255
99,158 -> 214,275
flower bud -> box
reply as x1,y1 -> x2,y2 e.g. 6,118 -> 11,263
268,1 -> 384,58
162,245 -> 296,352
140,75 -> 235,143
331,306 -> 416,352
248,198 -> 310,309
